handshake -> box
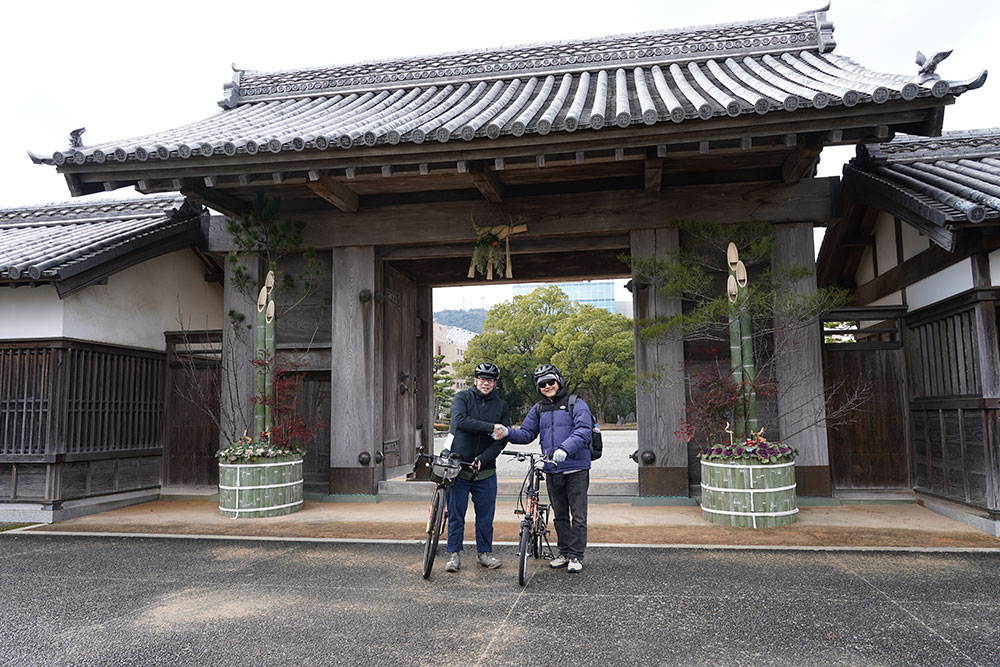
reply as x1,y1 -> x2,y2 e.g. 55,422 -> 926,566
491,424 -> 509,440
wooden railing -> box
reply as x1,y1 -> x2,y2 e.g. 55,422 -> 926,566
0,340 -> 165,458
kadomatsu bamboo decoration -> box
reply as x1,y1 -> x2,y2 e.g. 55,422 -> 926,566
726,243 -> 757,438
254,271 -> 276,436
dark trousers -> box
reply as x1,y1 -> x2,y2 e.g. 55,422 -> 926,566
546,469 -> 589,560
446,474 -> 497,554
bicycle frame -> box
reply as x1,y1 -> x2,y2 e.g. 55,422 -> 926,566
502,450 -> 554,585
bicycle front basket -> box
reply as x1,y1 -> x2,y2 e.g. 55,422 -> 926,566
430,455 -> 462,483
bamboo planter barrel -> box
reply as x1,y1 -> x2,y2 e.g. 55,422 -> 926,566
700,459 -> 797,528
219,456 -> 304,518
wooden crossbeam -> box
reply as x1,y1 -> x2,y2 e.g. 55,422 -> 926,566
469,162 -> 504,203
307,170 -> 359,212
180,181 -> 250,218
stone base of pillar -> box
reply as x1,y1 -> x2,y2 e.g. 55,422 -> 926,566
638,466 -> 689,497
795,465 -> 831,496
330,467 -> 377,495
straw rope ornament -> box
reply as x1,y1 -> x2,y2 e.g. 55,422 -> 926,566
467,216 -> 527,280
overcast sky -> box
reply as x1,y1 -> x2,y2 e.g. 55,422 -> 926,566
3,0 -> 997,310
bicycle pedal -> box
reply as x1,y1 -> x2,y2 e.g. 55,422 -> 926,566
514,510 -> 525,515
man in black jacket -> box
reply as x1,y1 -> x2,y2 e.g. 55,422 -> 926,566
445,362 -> 509,571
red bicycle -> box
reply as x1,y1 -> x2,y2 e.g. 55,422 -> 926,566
502,450 -> 555,586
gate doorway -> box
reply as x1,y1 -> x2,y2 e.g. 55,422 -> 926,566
822,308 -> 910,493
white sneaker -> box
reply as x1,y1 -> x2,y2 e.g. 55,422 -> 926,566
445,553 -> 460,572
549,555 -> 570,569
477,552 -> 502,569
567,558 -> 583,573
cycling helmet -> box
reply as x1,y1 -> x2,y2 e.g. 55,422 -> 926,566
533,364 -> 562,389
473,362 -> 500,379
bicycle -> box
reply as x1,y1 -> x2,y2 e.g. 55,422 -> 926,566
501,450 -> 555,586
413,449 -> 475,579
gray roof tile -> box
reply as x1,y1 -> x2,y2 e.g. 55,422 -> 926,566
853,129 -> 1000,225
0,196 -> 201,282
31,8 -> 986,168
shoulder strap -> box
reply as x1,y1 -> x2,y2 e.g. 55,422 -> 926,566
568,394 -> 577,418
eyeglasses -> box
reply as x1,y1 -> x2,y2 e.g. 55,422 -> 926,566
475,376 -> 497,383
537,379 -> 558,388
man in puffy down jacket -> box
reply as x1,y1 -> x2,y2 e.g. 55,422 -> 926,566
504,363 -> 592,573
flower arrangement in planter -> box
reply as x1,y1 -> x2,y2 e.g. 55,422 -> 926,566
216,429 -> 305,465
699,429 -> 797,465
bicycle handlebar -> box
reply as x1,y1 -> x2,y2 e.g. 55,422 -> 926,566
501,450 -> 557,467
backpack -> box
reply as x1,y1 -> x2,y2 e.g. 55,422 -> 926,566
568,394 -> 603,461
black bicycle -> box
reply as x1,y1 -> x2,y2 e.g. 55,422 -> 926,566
413,450 -> 474,579
502,450 -> 555,586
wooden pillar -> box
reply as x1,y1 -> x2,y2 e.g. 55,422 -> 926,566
414,286 -> 435,457
220,257 -> 262,447
329,246 -> 379,494
631,228 -> 688,496
772,222 -> 831,495
971,253 -> 1000,514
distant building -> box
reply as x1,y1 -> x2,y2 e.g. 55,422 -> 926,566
431,322 -> 469,391
513,280 -> 617,313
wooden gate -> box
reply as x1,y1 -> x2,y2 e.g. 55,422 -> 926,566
822,308 -> 909,491
162,331 -> 221,487
380,265 -> 417,480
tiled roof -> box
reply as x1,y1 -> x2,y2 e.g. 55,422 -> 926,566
31,8 -> 986,168
0,196 -> 202,282
850,129 -> 1000,226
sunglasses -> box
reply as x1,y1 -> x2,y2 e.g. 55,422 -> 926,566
537,379 -> 558,388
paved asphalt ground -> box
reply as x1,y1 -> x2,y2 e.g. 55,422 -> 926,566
2,535 -> 999,666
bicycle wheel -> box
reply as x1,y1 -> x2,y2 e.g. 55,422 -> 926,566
517,522 -> 530,586
422,487 -> 446,579
531,521 -> 542,559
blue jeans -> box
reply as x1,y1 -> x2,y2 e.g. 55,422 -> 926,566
446,474 -> 497,553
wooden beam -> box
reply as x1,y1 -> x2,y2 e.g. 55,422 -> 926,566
781,136 -> 824,184
468,162 -> 504,203
307,171 -> 359,213
644,157 -> 663,193
208,177 -> 840,251
379,233 -> 629,260
181,181 -> 250,217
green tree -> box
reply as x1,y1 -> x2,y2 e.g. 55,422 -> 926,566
457,286 -> 635,421
542,306 -> 635,423
432,354 -> 456,421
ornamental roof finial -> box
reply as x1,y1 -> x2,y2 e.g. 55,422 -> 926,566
68,127 -> 86,149
916,50 -> 952,80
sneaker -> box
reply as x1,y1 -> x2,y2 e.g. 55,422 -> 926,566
477,552 -> 502,569
549,555 -> 570,569
445,553 -> 460,572
567,558 -> 583,573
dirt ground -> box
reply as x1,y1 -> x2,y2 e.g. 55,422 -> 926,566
26,498 -> 1000,549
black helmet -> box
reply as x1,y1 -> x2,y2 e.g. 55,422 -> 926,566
533,364 -> 562,389
474,362 -> 500,379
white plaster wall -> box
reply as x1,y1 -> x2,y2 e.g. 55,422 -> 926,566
874,210 -> 897,274
0,286 -> 64,339
856,245 -> 875,284
906,258 -> 973,312
869,291 -> 904,307
63,250 -> 223,350
991,249 -> 1000,286
900,222 -> 929,261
